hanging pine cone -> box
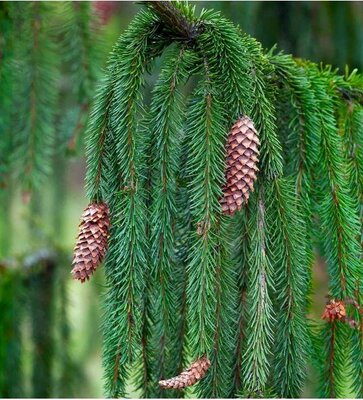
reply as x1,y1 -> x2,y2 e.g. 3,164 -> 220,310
322,299 -> 346,322
220,116 -> 260,216
159,355 -> 210,390
71,202 -> 110,283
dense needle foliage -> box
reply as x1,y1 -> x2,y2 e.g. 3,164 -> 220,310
0,1 -> 362,399
80,2 -> 363,398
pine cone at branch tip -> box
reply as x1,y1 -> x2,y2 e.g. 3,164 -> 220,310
220,116 -> 260,216
321,299 -> 346,322
159,355 -> 211,390
71,202 -> 110,283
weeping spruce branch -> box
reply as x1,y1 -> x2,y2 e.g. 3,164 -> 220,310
241,188 -> 275,396
78,2 -> 363,398
268,179 -> 309,398
148,45 -> 196,394
308,67 -> 362,398
86,11 -> 169,397
12,2 -> 59,193
307,66 -> 361,300
185,64 -> 237,397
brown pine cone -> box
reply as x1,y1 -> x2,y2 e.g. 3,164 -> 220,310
159,355 -> 211,390
322,299 -> 346,322
71,202 -> 110,283
220,116 -> 260,216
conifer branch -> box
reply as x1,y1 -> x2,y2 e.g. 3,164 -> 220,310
146,1 -> 198,43
74,3 -> 363,398
241,188 -> 275,396
198,12 -> 253,119
351,285 -> 363,396
338,74 -> 363,397
319,322 -> 351,398
173,130 -> 194,391
271,53 -> 319,313
135,118 -> 157,398
85,10 -> 168,202
307,66 -> 361,300
100,10 -> 168,397
185,84 -> 220,356
239,33 -> 284,179
271,53 -> 320,197
185,56 -> 237,397
11,2 -> 59,193
268,179 -> 308,397
143,45 -> 195,396
199,217 -> 237,398
230,211 -> 249,393
57,2 -> 101,151
187,59 -> 233,397
85,75 -> 113,202
64,2 -> 100,103
307,66 -> 361,397
339,102 -> 363,231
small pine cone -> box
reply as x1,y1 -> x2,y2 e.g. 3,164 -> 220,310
71,202 -> 110,283
220,116 -> 260,216
159,355 -> 211,390
322,299 -> 346,322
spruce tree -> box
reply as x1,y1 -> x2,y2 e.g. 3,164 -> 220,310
0,2 -> 356,398
69,1 -> 361,398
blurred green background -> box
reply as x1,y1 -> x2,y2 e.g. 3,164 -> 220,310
0,1 -> 362,397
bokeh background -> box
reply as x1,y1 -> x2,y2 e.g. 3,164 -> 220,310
0,1 -> 362,397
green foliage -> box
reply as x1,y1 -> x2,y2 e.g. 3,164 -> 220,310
306,65 -> 361,300
59,2 -> 101,104
241,188 -> 275,396
240,35 -> 284,180
88,10 -> 170,397
145,45 -> 197,397
270,53 -> 320,197
0,3 -> 15,186
27,260 -> 57,398
10,2 -> 59,192
0,2 -> 101,192
79,2 -> 363,398
316,321 -> 353,398
1,2 -> 362,398
56,2 -> 102,151
0,2 -> 103,398
184,77 -> 237,398
216,2 -> 363,72
0,269 -> 23,398
267,179 -> 309,397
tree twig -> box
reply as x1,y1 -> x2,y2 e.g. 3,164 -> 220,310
145,1 -> 199,43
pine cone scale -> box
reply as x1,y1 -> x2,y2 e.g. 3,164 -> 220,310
220,116 -> 259,216
159,355 -> 211,390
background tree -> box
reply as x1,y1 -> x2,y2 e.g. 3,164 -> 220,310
0,2 -> 102,397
